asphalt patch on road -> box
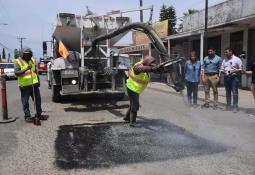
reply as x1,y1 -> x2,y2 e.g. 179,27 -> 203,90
55,119 -> 227,170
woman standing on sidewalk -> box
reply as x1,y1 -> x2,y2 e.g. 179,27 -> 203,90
184,51 -> 201,107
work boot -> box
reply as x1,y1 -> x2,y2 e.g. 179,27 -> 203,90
129,111 -> 137,127
25,116 -> 33,123
123,108 -> 130,122
213,103 -> 218,110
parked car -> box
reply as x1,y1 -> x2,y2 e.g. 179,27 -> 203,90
37,59 -> 51,75
0,63 -> 16,79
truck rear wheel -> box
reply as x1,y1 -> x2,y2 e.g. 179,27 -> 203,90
48,81 -> 52,89
52,85 -> 61,102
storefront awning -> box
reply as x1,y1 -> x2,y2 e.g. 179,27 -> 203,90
167,30 -> 202,40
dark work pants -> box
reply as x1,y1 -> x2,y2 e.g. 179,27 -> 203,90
20,83 -> 42,118
127,88 -> 140,113
186,81 -> 198,105
224,75 -> 239,108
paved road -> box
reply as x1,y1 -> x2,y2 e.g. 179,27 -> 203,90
0,76 -> 255,175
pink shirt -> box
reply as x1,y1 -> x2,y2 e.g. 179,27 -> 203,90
220,55 -> 242,75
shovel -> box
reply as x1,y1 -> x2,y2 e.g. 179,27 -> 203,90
30,66 -> 41,126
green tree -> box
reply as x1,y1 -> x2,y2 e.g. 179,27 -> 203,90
159,4 -> 168,21
2,48 -> 6,59
159,4 -> 177,35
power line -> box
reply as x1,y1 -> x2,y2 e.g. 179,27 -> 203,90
0,42 -> 13,52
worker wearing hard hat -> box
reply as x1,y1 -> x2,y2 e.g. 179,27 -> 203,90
14,48 -> 47,122
124,55 -> 159,126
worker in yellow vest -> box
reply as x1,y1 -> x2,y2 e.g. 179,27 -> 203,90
14,48 -> 47,122
124,55 -> 159,126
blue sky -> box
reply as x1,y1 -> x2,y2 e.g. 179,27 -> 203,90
0,0 -> 226,59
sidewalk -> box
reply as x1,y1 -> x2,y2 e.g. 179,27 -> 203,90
148,81 -> 254,112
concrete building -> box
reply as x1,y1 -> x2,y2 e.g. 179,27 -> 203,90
167,0 -> 255,88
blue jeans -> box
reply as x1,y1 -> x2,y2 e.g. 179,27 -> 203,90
19,83 -> 42,118
224,75 -> 239,108
186,81 -> 198,105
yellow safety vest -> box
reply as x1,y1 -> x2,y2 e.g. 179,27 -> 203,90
15,57 -> 39,87
126,61 -> 151,94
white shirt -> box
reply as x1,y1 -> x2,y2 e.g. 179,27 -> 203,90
220,55 -> 242,75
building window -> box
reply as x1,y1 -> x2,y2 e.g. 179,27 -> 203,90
230,31 -> 243,57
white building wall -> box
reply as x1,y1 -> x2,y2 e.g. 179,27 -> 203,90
182,0 -> 255,32
221,32 -> 230,57
243,28 -> 252,88
242,29 -> 248,88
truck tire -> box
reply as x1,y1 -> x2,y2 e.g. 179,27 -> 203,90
52,85 -> 61,102
48,81 -> 52,89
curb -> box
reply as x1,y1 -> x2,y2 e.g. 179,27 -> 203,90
147,84 -> 227,108
147,83 -> 253,113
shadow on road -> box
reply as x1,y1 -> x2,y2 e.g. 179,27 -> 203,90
62,94 -> 129,112
55,118 -> 228,170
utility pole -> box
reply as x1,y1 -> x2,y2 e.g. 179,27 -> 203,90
139,0 -> 143,22
204,0 -> 208,57
17,37 -> 26,51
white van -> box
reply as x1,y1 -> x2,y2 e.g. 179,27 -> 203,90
0,63 -> 16,79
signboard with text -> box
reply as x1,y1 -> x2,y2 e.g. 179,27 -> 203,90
118,44 -> 149,54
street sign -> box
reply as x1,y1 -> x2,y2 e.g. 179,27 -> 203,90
118,44 -> 149,54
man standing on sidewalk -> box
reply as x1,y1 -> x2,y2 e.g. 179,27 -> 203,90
14,48 -> 47,122
201,47 -> 222,109
220,48 -> 243,113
